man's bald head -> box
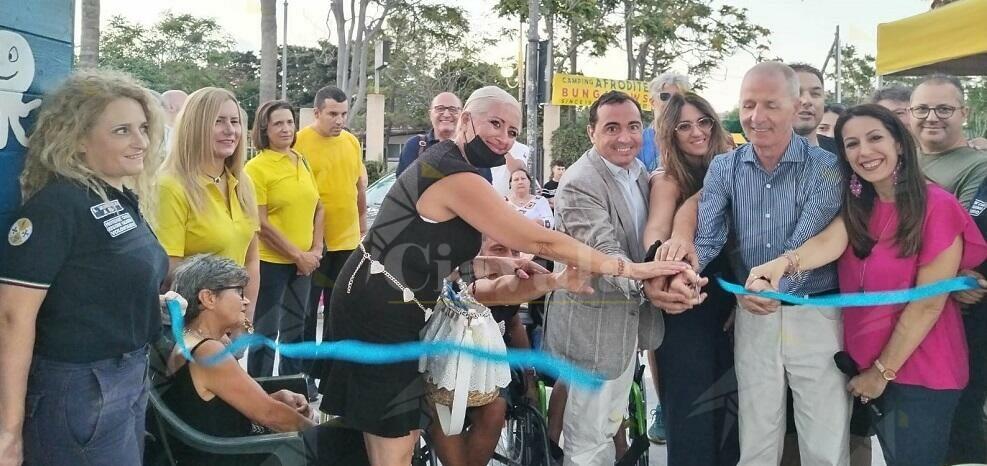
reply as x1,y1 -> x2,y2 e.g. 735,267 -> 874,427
162,89 -> 189,124
430,92 -> 462,140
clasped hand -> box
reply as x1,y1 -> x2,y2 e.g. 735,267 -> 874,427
642,267 -> 709,313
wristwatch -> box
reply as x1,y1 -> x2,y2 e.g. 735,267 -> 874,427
873,359 -> 897,381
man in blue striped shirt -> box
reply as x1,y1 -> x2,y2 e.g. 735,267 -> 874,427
663,62 -> 850,465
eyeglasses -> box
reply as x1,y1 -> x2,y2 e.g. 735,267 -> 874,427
659,92 -> 672,102
674,117 -> 715,134
909,105 -> 959,120
432,105 -> 461,115
212,286 -> 245,299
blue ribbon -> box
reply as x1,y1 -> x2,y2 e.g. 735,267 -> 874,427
166,300 -> 603,389
717,276 -> 979,307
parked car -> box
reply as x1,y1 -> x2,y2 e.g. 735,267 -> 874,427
365,172 -> 396,227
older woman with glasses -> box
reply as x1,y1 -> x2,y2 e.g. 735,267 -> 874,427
161,254 -> 316,466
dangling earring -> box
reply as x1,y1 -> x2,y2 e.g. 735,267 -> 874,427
850,173 -> 863,198
892,159 -> 902,185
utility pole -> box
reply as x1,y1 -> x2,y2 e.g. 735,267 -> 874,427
835,25 -> 842,104
525,0 -> 541,181
281,0 -> 288,100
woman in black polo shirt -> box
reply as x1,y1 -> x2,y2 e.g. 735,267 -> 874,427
0,70 -> 168,465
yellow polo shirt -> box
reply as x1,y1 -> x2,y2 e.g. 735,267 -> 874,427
245,149 -> 321,264
294,127 -> 366,251
154,173 -> 258,266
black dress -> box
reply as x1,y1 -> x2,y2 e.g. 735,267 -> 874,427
160,339 -> 265,466
318,140 -> 483,437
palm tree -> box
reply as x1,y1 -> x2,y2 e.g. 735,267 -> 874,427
259,0 -> 278,103
79,0 -> 100,68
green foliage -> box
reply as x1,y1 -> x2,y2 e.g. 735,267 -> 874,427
279,41 -> 338,110
365,160 -> 389,184
380,4 -> 507,131
825,45 -> 877,106
625,0 -> 770,85
722,106 -> 742,134
99,12 -> 337,128
963,78 -> 987,139
549,110 -> 591,167
497,0 -> 621,73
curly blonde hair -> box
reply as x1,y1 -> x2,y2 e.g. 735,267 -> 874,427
161,87 -> 257,220
20,69 -> 166,214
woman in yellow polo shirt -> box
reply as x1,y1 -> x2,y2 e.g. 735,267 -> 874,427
154,87 -> 260,326
244,101 -> 323,384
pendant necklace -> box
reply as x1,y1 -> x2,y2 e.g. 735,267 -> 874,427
858,208 -> 895,292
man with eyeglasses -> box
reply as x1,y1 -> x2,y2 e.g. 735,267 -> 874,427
396,92 -> 492,182
910,74 -> 987,209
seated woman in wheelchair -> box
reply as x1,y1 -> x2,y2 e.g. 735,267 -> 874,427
161,254 -> 317,464
426,236 -> 592,466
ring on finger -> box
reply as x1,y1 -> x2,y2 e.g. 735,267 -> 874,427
860,396 -> 870,404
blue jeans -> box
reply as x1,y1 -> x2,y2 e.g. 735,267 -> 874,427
247,261 -> 311,378
23,346 -> 149,466
873,382 -> 961,466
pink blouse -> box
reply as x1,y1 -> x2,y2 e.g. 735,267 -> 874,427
837,184 -> 987,390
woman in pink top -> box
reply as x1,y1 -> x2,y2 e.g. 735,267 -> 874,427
746,104 -> 987,466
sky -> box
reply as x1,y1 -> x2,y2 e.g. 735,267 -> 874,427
76,0 -> 930,112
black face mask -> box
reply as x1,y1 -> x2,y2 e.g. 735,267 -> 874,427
463,116 -> 507,168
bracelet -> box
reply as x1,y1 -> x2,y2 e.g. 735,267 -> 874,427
459,260 -> 476,283
781,250 -> 802,278
616,257 -> 625,277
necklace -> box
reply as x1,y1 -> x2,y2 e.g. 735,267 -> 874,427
204,170 -> 224,184
858,207 -> 895,292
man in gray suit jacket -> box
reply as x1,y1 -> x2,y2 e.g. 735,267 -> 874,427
544,91 -> 664,465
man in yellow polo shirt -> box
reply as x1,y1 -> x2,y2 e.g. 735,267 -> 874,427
294,86 -> 367,365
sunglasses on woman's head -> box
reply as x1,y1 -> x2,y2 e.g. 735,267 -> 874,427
659,92 -> 672,101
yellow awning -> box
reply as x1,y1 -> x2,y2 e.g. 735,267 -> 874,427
876,0 -> 987,76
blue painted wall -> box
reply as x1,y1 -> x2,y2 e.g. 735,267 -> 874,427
0,0 -> 74,234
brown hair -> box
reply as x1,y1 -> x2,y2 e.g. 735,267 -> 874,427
252,100 -> 296,150
657,93 -> 734,201
835,104 -> 926,258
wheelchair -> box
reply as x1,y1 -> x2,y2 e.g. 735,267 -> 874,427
143,336 -> 368,466
414,367 -> 552,466
531,359 -> 651,466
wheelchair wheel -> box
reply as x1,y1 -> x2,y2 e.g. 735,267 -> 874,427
616,364 -> 651,466
412,436 -> 437,466
490,403 -> 551,466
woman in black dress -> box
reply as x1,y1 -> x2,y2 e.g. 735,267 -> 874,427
643,92 -> 739,465
318,86 -> 696,465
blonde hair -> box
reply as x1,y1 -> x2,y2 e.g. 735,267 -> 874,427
161,87 -> 257,220
20,69 -> 165,214
464,86 -> 522,115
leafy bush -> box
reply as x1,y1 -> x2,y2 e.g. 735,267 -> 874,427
548,111 -> 592,168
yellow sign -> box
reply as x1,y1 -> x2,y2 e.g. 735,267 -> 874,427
550,73 -> 652,111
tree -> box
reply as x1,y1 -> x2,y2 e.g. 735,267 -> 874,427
623,0 -> 770,84
375,3 -> 480,130
825,45 -> 877,105
496,0 -> 620,74
279,41 -> 339,109
549,110 -> 590,167
259,0 -> 278,103
79,0 -> 100,67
